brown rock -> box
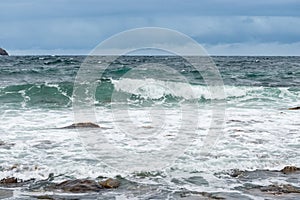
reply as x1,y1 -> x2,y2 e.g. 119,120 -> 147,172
0,177 -> 35,188
51,179 -> 102,193
281,166 -> 300,174
34,195 -> 55,199
99,178 -> 120,188
60,122 -> 100,129
260,184 -> 300,194
0,177 -> 18,184
288,106 -> 300,110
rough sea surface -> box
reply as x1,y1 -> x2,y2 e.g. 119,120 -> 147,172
0,56 -> 299,199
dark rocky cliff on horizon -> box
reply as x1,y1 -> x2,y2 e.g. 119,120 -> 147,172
0,48 -> 9,56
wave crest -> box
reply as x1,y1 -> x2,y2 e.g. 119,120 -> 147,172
0,78 -> 298,108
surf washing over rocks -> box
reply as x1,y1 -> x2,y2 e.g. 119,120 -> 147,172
0,55 -> 299,199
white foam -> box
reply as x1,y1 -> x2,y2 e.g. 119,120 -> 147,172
0,83 -> 299,197
111,78 -> 299,104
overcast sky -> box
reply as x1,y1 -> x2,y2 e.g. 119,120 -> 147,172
1,0 -> 300,55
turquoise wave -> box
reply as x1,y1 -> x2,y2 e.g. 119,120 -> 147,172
0,78 -> 299,108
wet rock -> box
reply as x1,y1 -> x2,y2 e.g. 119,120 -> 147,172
0,177 -> 34,187
288,106 -> 300,110
178,191 -> 225,199
0,177 -> 18,184
243,187 -> 300,200
201,192 -> 225,199
135,171 -> 165,178
281,166 -> 300,174
260,184 -> 300,194
0,141 -> 15,149
227,167 -> 300,198
224,166 -> 300,180
29,173 -> 55,191
34,195 -> 55,200
60,122 -> 100,129
99,178 -> 120,188
0,48 -> 8,56
50,179 -> 102,193
228,169 -> 244,178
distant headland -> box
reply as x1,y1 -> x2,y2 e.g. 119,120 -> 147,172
0,48 -> 9,56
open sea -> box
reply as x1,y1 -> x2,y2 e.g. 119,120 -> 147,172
0,56 -> 300,199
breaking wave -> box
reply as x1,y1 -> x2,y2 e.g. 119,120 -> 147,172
0,78 -> 298,108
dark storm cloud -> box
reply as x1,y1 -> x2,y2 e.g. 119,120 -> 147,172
0,0 -> 299,55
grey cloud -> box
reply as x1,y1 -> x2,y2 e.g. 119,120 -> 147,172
1,0 -> 300,22
1,16 -> 300,50
1,0 -> 299,55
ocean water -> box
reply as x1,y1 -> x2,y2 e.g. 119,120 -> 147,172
0,56 -> 300,199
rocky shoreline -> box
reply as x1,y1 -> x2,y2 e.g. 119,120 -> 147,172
0,164 -> 300,199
